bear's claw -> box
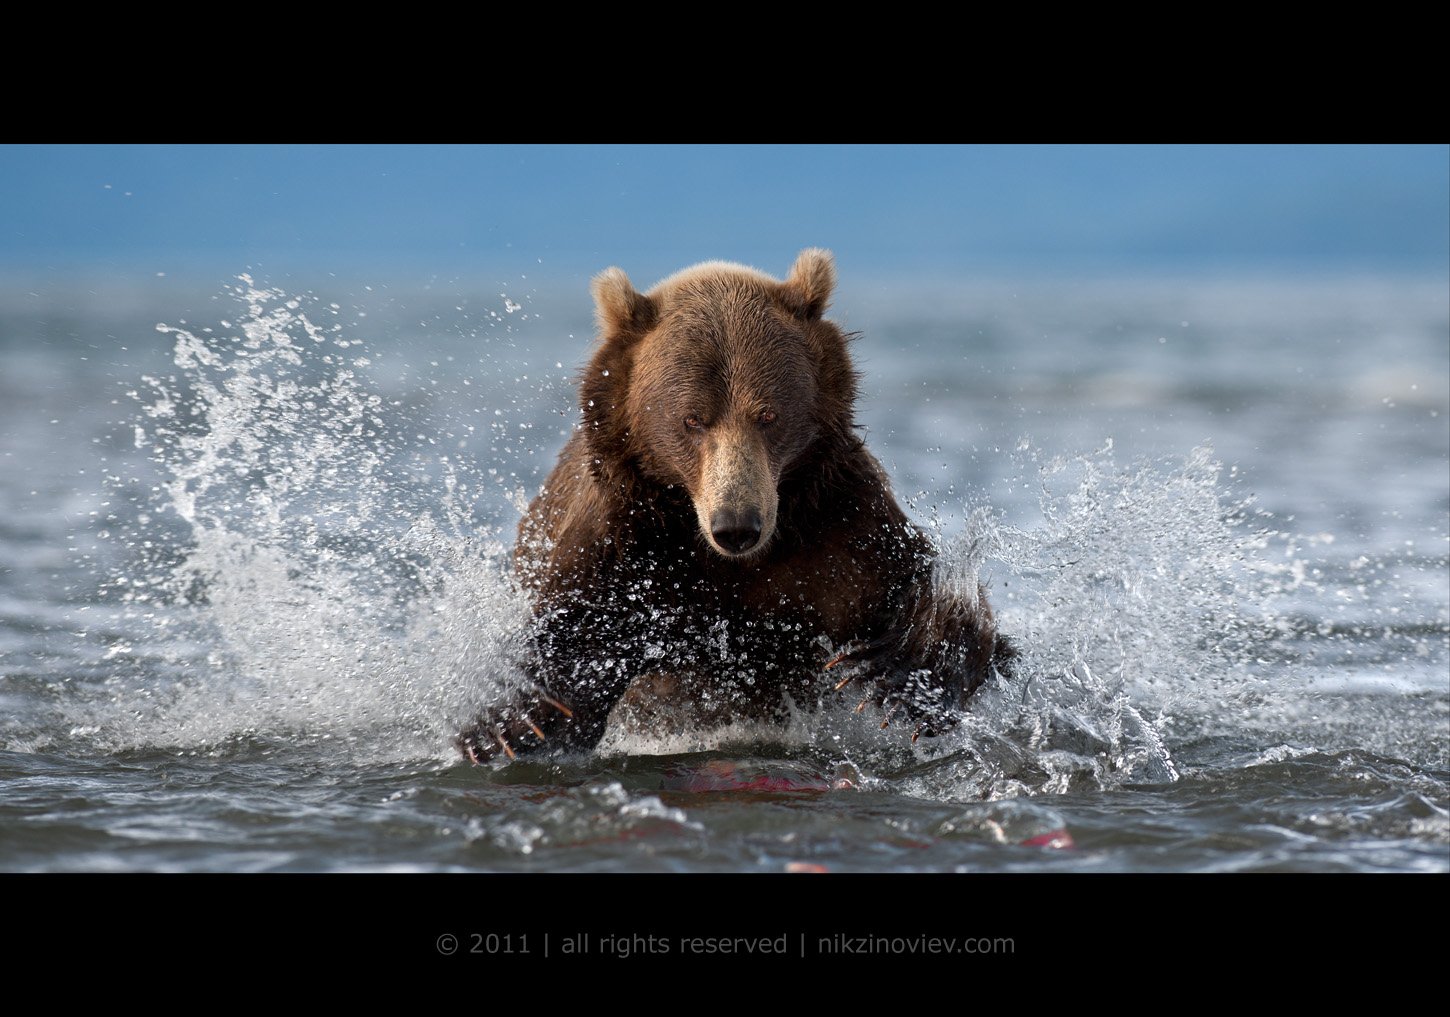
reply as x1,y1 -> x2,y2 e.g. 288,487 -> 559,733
538,693 -> 573,718
828,643 -> 962,741
456,688 -> 579,764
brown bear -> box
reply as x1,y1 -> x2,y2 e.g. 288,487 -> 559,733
457,249 -> 1013,763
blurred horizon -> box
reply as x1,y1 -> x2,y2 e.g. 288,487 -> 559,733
3,144 -> 1446,290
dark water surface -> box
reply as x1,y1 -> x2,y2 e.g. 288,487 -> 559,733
1,271 -> 1445,873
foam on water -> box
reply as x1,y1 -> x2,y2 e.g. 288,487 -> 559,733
63,280 -> 1428,794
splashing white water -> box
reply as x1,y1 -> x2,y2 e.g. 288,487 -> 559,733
91,279 -> 534,761
921,439 -> 1336,793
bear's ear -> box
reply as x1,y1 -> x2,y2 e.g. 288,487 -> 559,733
591,267 -> 658,336
781,248 -> 836,320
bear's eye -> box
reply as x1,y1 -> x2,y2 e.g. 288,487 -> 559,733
758,410 -> 778,427
683,415 -> 705,431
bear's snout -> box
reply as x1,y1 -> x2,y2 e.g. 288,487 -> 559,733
693,427 -> 778,559
709,506 -> 764,554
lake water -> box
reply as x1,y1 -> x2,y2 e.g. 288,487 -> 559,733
1,269 -> 1445,878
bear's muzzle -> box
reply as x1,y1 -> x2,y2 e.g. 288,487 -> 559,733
694,427 -> 778,559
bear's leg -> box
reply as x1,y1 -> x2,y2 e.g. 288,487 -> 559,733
456,666 -> 638,763
456,611 -> 641,763
828,579 -> 1013,741
456,685 -> 576,763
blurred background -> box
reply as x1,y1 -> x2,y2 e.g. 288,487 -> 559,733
4,143 -> 1446,283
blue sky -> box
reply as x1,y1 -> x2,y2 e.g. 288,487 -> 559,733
4,144 -> 1446,281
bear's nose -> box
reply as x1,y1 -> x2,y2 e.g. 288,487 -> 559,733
710,508 -> 763,554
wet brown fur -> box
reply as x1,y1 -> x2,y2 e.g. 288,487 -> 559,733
458,250 -> 1013,761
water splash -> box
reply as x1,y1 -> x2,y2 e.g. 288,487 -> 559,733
914,441 -> 1306,795
86,279 -> 533,762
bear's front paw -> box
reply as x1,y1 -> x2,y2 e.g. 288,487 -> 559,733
456,691 -> 576,764
826,642 -> 961,742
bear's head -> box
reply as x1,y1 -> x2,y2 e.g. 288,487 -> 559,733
579,249 -> 859,560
